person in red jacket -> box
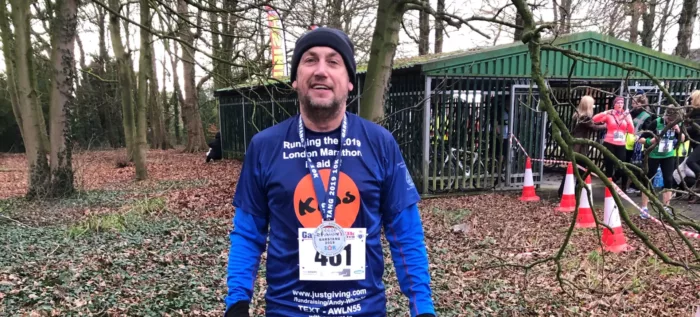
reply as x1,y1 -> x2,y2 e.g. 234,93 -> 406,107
592,96 -> 635,182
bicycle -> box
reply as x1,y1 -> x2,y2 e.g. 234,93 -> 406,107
428,145 -> 485,190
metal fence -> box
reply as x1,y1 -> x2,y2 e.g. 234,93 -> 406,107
217,75 -> 700,195
219,83 -> 360,159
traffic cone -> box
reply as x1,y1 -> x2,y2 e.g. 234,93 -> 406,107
519,157 -> 540,202
556,162 -> 576,212
575,175 -> 596,228
601,178 -> 632,252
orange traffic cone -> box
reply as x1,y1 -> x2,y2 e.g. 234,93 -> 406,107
601,178 -> 632,252
556,162 -> 576,212
575,175 -> 596,228
520,157 -> 540,202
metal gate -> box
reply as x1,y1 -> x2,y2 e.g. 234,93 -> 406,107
422,76 -> 517,193
506,85 -> 548,188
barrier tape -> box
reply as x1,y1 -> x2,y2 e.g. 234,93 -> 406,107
509,135 -> 577,165
508,134 -> 700,239
608,177 -> 700,240
509,134 -> 529,158
531,158 -> 570,165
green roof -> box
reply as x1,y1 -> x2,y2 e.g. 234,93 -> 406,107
421,31 -> 700,78
215,31 -> 700,94
215,50 -> 472,93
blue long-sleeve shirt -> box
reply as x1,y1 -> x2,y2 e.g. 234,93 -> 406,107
224,112 -> 435,317
225,204 -> 435,316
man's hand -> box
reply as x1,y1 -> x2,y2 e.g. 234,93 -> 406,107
224,301 -> 249,317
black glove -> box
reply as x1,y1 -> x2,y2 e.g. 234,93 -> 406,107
417,314 -> 436,317
224,301 -> 249,317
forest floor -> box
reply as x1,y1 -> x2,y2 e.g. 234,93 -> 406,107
0,149 -> 698,316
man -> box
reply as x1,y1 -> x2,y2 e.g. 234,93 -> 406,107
224,27 -> 436,317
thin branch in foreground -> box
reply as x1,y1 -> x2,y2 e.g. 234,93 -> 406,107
0,214 -> 35,229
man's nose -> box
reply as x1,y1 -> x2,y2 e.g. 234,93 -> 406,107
312,61 -> 329,77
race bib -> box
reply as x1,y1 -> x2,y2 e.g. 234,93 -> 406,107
299,228 -> 366,281
613,130 -> 625,142
659,139 -> 673,153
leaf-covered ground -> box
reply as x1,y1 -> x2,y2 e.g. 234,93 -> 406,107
1,149 -> 698,316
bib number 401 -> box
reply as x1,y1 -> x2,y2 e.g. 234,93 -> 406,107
298,227 -> 365,281
315,244 -> 351,266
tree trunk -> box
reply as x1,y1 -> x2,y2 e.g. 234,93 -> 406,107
223,0 -> 237,81
434,0 -> 444,53
166,39 -> 184,145
552,0 -> 559,33
31,67 -> 51,154
48,0 -> 78,197
177,0 -> 208,152
328,0 -> 343,29
629,0 -> 641,43
558,0 -> 572,33
657,0 -> 674,52
209,0 -> 223,89
150,47 -> 170,149
10,0 -> 51,198
209,0 -> 238,89
0,0 -> 24,142
133,0 -> 150,180
514,13 -> 524,41
173,91 -> 181,145
311,0 -> 317,25
641,0 -> 656,48
674,0 -> 697,57
109,0 -> 136,161
359,0 -> 404,122
97,5 -> 109,66
95,3 -> 117,146
162,57 -> 173,147
418,3 -> 430,55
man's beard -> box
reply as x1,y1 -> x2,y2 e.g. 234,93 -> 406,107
299,91 -> 346,124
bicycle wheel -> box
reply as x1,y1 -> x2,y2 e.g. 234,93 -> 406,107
441,159 -> 457,190
430,150 -> 457,191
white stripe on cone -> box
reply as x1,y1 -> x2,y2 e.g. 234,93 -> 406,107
604,196 -> 621,228
524,168 -> 534,186
578,181 -> 592,209
563,173 -> 575,196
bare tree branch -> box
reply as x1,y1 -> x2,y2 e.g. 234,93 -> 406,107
91,0 -> 253,68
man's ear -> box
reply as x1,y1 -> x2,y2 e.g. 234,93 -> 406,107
348,82 -> 353,92
292,81 -> 297,89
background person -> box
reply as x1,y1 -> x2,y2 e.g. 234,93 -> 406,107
637,108 -> 684,219
206,132 -> 222,162
592,96 -> 635,183
623,94 -> 657,194
558,96 -> 605,196
683,90 -> 700,203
